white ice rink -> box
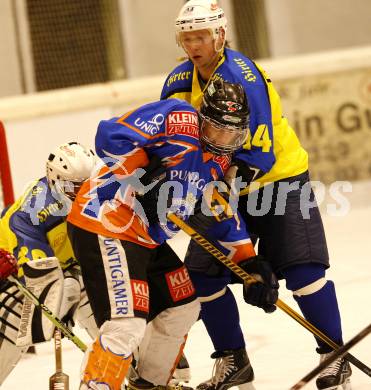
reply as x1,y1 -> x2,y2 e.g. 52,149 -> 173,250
3,183 -> 371,390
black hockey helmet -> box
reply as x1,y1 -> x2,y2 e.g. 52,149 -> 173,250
199,79 -> 249,155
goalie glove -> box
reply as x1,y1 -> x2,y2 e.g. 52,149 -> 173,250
239,255 -> 279,313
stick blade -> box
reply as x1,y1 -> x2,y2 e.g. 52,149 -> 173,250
49,372 -> 69,390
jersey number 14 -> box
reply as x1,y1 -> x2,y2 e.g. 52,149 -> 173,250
243,124 -> 272,153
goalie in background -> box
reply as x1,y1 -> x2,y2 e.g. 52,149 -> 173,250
0,141 -> 98,385
162,1 -> 351,390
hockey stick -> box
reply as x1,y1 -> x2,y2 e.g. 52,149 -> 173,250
49,328 -> 69,390
167,213 -> 371,378
291,323 -> 371,389
8,275 -> 87,352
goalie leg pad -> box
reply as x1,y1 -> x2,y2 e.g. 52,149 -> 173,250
81,317 -> 146,389
0,281 -> 26,385
81,337 -> 132,390
138,299 -> 200,385
0,281 -> 23,343
0,337 -> 27,385
16,257 -> 64,346
100,317 -> 146,356
76,286 -> 99,339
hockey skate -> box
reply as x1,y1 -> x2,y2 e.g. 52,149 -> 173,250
316,351 -> 352,390
170,353 -> 191,384
127,352 -> 191,390
127,376 -> 193,390
196,348 -> 255,390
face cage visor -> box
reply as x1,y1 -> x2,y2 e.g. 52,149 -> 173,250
200,115 -> 248,156
53,178 -> 86,201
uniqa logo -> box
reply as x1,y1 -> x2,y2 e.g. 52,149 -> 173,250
134,113 -> 165,135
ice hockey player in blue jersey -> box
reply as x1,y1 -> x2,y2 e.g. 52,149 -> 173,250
0,142 -> 97,385
67,85 -> 276,390
161,1 -> 352,390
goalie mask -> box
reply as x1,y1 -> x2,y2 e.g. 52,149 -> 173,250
200,79 -> 249,156
46,142 -> 96,201
175,0 -> 227,45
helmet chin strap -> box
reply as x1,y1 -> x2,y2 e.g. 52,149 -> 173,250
214,30 -> 226,54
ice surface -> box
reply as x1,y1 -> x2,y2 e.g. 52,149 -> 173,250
3,186 -> 371,389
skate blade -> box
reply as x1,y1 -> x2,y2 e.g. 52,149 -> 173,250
320,378 -> 352,390
237,383 -> 256,390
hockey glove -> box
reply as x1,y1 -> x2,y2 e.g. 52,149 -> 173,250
240,255 -> 279,313
0,249 -> 18,280
225,159 -> 263,187
195,180 -> 235,223
136,155 -> 167,225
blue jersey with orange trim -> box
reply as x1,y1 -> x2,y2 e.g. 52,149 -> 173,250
161,48 -> 308,191
68,99 -> 254,261
0,177 -> 77,277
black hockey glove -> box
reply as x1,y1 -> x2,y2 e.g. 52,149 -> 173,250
240,255 -> 279,313
225,159 -> 264,187
136,155 -> 167,225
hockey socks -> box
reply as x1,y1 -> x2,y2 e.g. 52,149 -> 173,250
200,286 -> 245,351
294,280 -> 344,352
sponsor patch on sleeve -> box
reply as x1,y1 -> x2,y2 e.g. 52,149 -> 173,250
212,154 -> 231,173
165,266 -> 195,302
166,111 -> 199,139
131,279 -> 149,313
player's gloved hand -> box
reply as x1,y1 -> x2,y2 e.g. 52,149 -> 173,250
239,255 -> 279,313
0,249 -> 18,280
59,268 -> 81,329
196,180 -> 234,223
224,159 -> 263,187
136,155 -> 167,225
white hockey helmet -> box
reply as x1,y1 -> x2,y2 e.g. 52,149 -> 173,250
175,0 -> 227,44
46,141 -> 96,200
